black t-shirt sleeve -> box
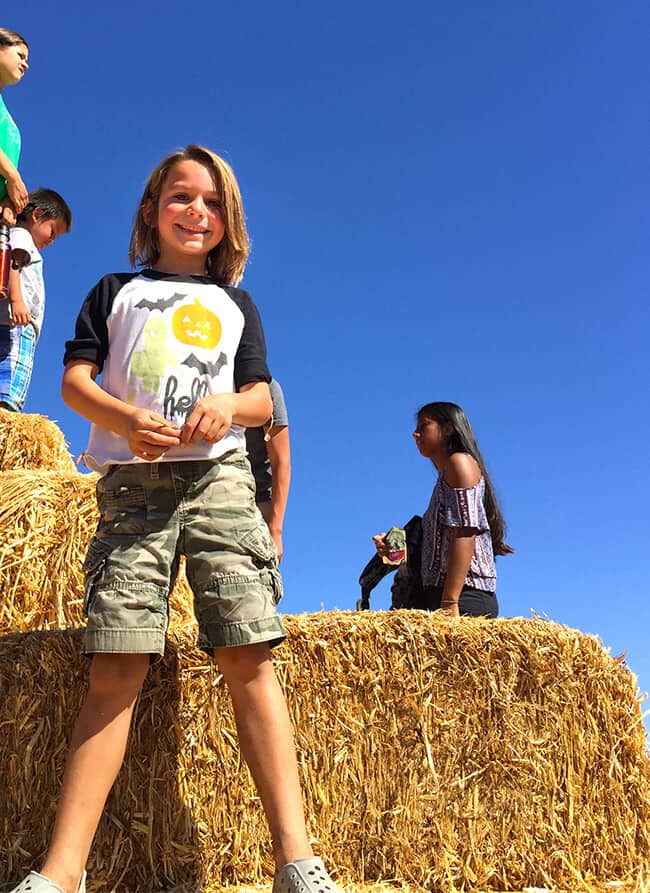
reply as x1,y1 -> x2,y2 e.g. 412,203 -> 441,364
227,288 -> 271,390
63,273 -> 132,372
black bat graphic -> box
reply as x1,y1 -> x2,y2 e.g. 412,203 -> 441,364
182,352 -> 228,377
135,292 -> 187,311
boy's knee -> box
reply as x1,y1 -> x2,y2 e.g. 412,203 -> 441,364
215,642 -> 273,684
88,653 -> 149,697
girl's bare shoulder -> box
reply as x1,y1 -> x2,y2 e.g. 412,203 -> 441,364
444,452 -> 481,488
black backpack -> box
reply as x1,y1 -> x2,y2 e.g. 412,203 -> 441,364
356,515 -> 424,610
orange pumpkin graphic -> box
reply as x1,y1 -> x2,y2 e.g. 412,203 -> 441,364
172,299 -> 222,350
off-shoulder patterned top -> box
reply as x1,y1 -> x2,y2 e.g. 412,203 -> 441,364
421,472 -> 497,592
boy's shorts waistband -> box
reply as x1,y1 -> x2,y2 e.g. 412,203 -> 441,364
105,449 -> 249,480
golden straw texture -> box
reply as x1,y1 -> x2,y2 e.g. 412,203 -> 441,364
0,469 -> 195,633
0,419 -> 648,891
0,614 -> 648,892
0,409 -> 76,473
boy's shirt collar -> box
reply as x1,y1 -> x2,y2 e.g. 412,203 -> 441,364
140,268 -> 227,287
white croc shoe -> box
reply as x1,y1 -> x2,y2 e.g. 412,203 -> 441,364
273,859 -> 343,893
9,870 -> 86,893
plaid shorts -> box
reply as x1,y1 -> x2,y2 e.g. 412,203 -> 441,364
82,451 -> 286,659
0,324 -> 36,411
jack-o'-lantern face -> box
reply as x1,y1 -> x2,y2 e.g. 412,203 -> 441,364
172,299 -> 222,349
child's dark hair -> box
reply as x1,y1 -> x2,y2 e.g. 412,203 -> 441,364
0,28 -> 29,50
17,188 -> 72,231
417,401 -> 514,557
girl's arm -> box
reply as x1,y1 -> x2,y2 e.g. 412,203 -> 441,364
62,360 -> 182,459
0,147 -> 28,215
439,452 -> 482,616
440,532 -> 477,616
180,381 -> 272,445
265,425 -> 291,561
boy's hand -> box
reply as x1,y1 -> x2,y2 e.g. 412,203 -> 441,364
180,394 -> 234,445
6,172 -> 28,215
10,299 -> 30,327
126,409 -> 181,461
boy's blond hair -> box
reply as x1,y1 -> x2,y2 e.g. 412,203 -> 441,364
129,145 -> 249,286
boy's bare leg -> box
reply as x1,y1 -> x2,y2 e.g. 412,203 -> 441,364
215,642 -> 312,870
40,653 -> 149,893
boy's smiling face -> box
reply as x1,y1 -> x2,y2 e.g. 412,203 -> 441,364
28,210 -> 68,251
150,160 -> 226,275
0,43 -> 29,88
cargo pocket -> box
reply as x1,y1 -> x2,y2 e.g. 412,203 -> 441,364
259,565 -> 284,606
240,524 -> 277,567
240,525 -> 283,605
82,540 -> 112,617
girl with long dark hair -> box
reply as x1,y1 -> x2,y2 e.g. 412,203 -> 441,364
374,402 -> 512,617
0,29 -> 29,226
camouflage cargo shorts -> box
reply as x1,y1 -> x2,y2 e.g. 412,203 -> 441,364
82,450 -> 286,659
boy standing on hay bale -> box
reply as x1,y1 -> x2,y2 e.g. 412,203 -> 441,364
9,147 -> 342,893
0,188 -> 72,411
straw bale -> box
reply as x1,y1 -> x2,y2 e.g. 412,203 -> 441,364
0,409 -> 76,473
145,887 -> 421,893
0,613 -> 648,892
0,469 -> 195,633
144,885 -> 421,893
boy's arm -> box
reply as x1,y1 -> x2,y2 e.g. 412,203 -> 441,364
265,424 -> 291,561
180,382 -> 272,445
62,360 -> 181,459
6,266 -> 30,325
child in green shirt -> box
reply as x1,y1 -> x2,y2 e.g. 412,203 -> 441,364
0,28 -> 29,297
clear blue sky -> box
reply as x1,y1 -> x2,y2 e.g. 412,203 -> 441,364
7,2 -> 649,736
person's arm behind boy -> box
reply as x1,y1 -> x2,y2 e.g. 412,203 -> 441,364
265,425 -> 291,561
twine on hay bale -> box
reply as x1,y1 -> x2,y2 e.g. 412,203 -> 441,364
0,409 -> 76,473
0,613 -> 648,893
0,469 -> 195,634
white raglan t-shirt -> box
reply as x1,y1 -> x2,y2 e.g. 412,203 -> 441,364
64,269 -> 270,473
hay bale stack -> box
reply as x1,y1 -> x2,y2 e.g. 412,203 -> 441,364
0,613 -> 648,892
0,409 -> 76,473
0,469 -> 195,633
